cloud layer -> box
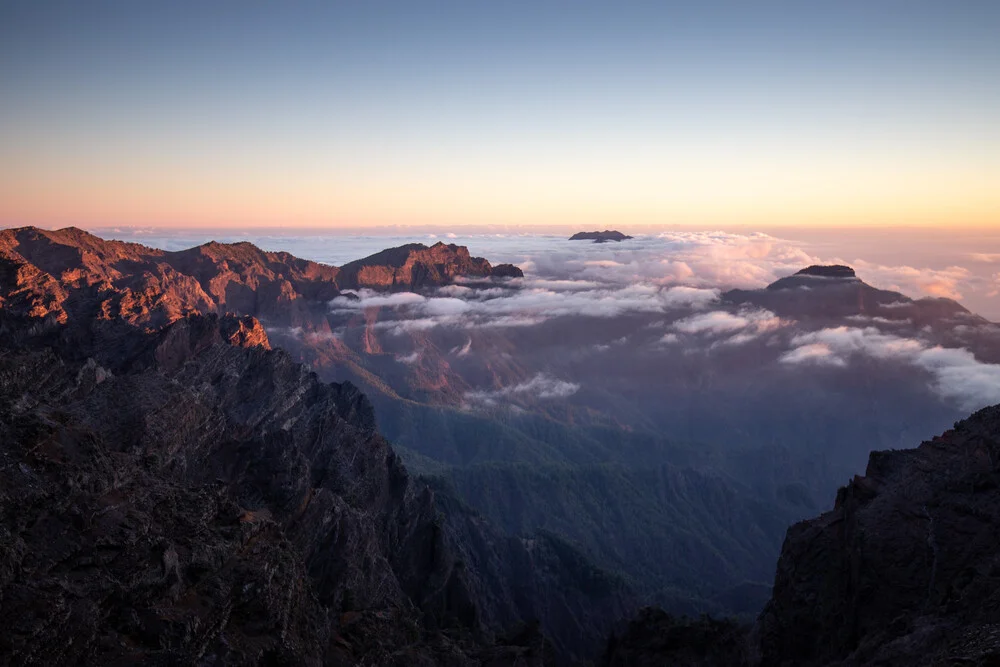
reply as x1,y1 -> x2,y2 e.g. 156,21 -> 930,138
464,373 -> 580,408
781,326 -> 1000,411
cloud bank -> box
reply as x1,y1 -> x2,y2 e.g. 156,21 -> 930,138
781,326 -> 1000,411
464,373 -> 580,408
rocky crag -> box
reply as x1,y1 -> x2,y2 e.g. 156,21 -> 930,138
0,228 -> 622,666
337,242 -> 522,290
0,227 -> 522,329
0,310 -> 631,665
605,404 -> 1000,666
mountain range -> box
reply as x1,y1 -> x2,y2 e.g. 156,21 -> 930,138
2,226 -> 999,665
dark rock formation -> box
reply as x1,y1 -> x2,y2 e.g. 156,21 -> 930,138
601,608 -> 749,667
490,263 -> 524,279
765,264 -> 860,291
724,265 -> 978,326
605,403 -> 1000,666
757,403 -> 1000,666
569,230 -> 633,243
0,310 -> 574,665
796,264 -> 857,279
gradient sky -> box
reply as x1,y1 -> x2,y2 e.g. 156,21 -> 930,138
2,1 -> 999,229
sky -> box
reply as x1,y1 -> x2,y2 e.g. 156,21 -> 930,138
2,1 -> 999,229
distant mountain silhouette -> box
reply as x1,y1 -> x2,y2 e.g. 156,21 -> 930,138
569,230 -> 633,243
724,264 -> 978,324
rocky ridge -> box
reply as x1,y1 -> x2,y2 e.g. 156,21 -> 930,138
604,404 -> 1000,666
0,228 -> 522,330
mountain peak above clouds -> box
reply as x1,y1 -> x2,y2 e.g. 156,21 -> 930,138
337,240 -> 522,290
569,230 -> 633,243
723,264 -> 979,325
795,264 -> 857,279
767,264 -> 860,291
0,228 -> 523,330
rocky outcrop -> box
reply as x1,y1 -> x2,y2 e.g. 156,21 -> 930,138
757,404 -> 1000,666
601,608 -> 749,667
569,230 -> 633,243
599,404 -> 1000,667
765,264 -> 860,291
0,311 -> 566,665
490,263 -> 524,279
0,226 -> 341,328
337,242 -> 510,291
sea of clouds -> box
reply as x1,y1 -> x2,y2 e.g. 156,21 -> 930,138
101,227 -> 1000,411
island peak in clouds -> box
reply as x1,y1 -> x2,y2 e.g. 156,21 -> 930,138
795,264 -> 858,279
569,230 -> 634,243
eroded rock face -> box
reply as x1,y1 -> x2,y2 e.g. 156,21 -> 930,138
490,263 -> 524,279
601,405 -> 1000,667
337,242 -> 502,290
757,404 -> 1000,666
0,228 -> 520,330
0,311 -> 560,665
0,308 -> 633,665
0,226 -> 341,328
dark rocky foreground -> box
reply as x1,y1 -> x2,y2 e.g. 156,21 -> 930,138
603,404 -> 1000,666
0,313 -> 631,665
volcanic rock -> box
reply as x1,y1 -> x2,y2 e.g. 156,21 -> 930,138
490,263 -> 524,279
757,403 -> 1000,666
337,242 -> 504,291
569,230 -> 633,243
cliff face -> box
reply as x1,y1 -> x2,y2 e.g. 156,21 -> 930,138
0,228 -> 622,665
0,228 -> 521,331
0,226 -> 341,328
337,242 -> 521,291
603,405 -> 1000,667
0,311 -> 566,665
757,404 -> 1000,666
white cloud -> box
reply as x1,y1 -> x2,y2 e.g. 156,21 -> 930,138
330,291 -> 426,310
971,253 -> 1000,263
674,311 -> 751,334
780,343 -> 845,366
672,308 -> 785,337
781,326 -> 1000,411
423,297 -> 473,316
465,373 -> 580,407
846,261 -> 971,301
916,346 -> 1000,410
